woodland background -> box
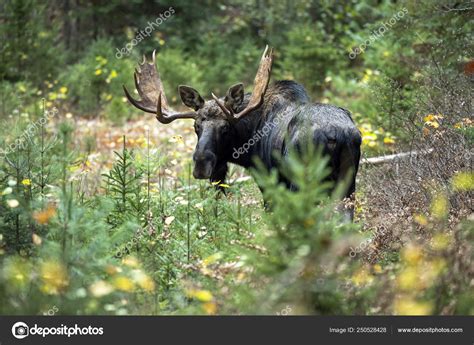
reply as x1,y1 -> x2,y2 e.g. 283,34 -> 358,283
0,0 -> 472,315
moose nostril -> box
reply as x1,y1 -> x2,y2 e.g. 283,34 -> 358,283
193,150 -> 216,163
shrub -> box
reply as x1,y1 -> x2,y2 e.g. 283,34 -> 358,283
154,48 -> 206,102
279,22 -> 347,95
59,39 -> 136,120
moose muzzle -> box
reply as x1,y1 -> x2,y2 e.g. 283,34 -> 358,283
193,150 -> 216,179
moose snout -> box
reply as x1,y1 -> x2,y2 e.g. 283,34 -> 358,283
193,150 -> 216,179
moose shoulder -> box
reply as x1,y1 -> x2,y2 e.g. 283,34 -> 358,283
123,46 -> 362,220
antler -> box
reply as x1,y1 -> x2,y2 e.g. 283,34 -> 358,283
212,45 -> 274,121
123,50 -> 197,124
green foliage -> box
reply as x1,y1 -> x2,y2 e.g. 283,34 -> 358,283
0,81 -> 40,118
0,0 -> 62,85
59,39 -> 136,119
194,38 -> 263,94
103,137 -> 145,228
155,48 -> 206,99
279,23 -> 347,93
0,0 -> 472,316
240,149 -> 360,313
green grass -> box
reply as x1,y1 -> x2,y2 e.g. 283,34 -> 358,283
0,106 -> 472,316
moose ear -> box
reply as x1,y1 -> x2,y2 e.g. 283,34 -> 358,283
224,83 -> 245,112
178,85 -> 204,111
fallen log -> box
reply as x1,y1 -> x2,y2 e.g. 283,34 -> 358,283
231,149 -> 435,183
361,148 -> 434,165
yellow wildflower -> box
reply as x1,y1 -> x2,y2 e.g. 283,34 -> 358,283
121,256 -> 140,268
40,261 -> 69,294
394,297 -> 432,315
401,245 -> 422,266
89,280 -> 114,297
431,233 -> 451,251
397,267 -> 420,290
202,252 -> 223,266
423,114 -> 443,129
431,193 -> 448,219
4,257 -> 32,288
186,289 -> 213,302
112,276 -> 134,292
451,172 -> 474,192
351,268 -> 374,287
427,258 -> 446,278
373,264 -> 383,274
131,270 -> 155,292
414,214 -> 428,226
202,301 -> 217,315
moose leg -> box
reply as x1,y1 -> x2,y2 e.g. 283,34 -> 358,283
336,142 -> 360,222
260,188 -> 271,210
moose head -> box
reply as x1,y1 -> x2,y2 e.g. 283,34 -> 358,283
123,47 -> 273,182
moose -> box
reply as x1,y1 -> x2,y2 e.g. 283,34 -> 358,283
124,46 -> 362,220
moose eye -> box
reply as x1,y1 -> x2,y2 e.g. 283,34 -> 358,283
221,126 -> 229,135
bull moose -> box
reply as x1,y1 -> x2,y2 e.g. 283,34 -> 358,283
123,46 -> 362,219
